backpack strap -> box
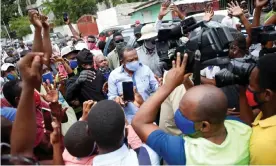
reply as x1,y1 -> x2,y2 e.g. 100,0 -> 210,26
136,146 -> 151,165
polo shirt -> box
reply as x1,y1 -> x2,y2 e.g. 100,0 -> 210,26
146,118 -> 251,165
250,112 -> 276,165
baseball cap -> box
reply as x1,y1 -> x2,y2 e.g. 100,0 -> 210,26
76,49 -> 93,64
1,63 -> 15,71
61,46 -> 77,57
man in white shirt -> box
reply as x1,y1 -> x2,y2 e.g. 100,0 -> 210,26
221,11 -> 240,29
87,100 -> 160,166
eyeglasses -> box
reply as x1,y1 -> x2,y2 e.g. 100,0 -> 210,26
115,39 -> 124,44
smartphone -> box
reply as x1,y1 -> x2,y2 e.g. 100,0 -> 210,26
63,12 -> 68,22
69,59 -> 78,69
41,108 -> 53,132
122,82 -> 134,102
58,64 -> 68,78
42,72 -> 54,84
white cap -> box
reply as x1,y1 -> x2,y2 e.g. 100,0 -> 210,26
61,46 -> 76,57
1,63 -> 15,71
75,42 -> 88,51
138,24 -> 158,41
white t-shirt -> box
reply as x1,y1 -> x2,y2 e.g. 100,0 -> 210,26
221,16 -> 240,29
200,66 -> 221,79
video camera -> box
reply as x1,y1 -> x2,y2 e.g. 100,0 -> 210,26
251,25 -> 276,44
156,17 -> 235,84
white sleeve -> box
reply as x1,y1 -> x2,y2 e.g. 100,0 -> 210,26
200,68 -> 207,77
155,19 -> 162,32
211,66 -> 221,78
142,144 -> 161,165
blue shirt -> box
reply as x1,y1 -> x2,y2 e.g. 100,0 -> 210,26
146,117 -> 246,165
0,107 -> 17,121
108,63 -> 158,123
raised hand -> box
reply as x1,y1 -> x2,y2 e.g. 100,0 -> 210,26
255,0 -> 268,8
227,1 -> 243,16
159,1 -> 170,17
49,102 -> 68,123
41,15 -> 50,29
18,52 -> 44,88
81,100 -> 96,121
41,81 -> 59,103
134,87 -> 144,108
164,53 -> 188,90
50,117 -> 61,145
28,10 -> 42,28
203,6 -> 214,21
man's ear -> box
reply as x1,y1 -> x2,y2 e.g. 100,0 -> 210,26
200,121 -> 211,133
264,89 -> 274,102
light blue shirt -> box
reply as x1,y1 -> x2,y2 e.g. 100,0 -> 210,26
108,63 -> 159,123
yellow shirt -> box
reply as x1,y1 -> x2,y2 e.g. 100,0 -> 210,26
250,112 -> 276,165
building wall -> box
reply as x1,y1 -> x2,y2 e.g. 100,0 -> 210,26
131,3 -> 172,23
115,2 -> 143,25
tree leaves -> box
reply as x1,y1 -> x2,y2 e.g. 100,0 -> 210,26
9,16 -> 32,38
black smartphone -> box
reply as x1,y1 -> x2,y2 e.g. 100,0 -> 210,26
122,82 -> 134,102
41,108 -> 53,131
63,12 -> 68,22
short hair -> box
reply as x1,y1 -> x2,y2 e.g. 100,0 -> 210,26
257,53 -> 276,91
64,121 -> 95,158
113,32 -> 123,38
120,46 -> 136,61
87,100 -> 125,149
98,41 -> 106,51
182,85 -> 227,124
3,80 -> 22,107
232,32 -> 246,51
99,32 -> 105,37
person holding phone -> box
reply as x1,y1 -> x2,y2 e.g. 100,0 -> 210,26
108,46 -> 159,124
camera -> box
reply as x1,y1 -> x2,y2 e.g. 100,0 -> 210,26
156,17 -> 236,84
215,59 -> 256,87
251,25 -> 276,44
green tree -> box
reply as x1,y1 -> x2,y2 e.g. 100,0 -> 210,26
9,16 -> 32,38
43,0 -> 98,26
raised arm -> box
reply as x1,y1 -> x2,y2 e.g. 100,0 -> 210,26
11,52 -> 44,157
28,10 -> 43,52
252,0 -> 268,27
41,15 -> 52,66
65,18 -> 80,39
132,53 -> 188,142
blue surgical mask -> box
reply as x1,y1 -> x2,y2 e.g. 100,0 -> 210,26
125,61 -> 139,72
6,73 -> 17,81
69,60 -> 78,69
174,109 -> 196,135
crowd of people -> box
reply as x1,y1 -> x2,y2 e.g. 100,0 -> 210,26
1,0 -> 276,165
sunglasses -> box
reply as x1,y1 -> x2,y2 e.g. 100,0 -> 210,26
87,40 -> 96,43
115,39 -> 124,43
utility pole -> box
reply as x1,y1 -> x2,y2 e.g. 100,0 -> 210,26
2,21 -> 11,40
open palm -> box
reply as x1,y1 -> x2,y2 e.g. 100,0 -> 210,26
42,90 -> 58,103
228,1 -> 243,16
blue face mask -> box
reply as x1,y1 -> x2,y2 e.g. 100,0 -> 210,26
6,73 -> 17,81
125,61 -> 139,72
69,60 -> 78,69
174,109 -> 196,135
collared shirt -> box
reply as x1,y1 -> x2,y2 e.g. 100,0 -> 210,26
93,144 -> 160,166
250,112 -> 276,165
136,46 -> 163,77
107,49 -> 120,71
108,64 -> 158,123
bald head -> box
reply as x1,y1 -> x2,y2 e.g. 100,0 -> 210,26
180,85 -> 227,124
